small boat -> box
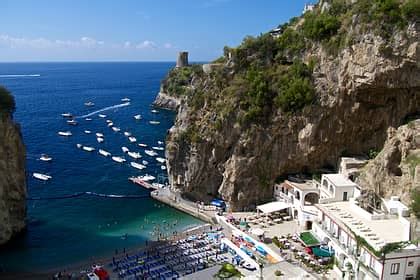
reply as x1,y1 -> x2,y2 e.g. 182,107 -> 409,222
161,165 -> 166,170
58,131 -> 72,137
76,144 -> 82,149
145,150 -> 158,157
156,157 -> 166,163
82,146 -> 95,152
152,146 -> 164,151
97,137 -> 104,143
106,119 -> 112,123
138,143 -> 147,147
33,172 -> 52,181
152,183 -> 165,189
85,117 -> 92,121
107,122 -> 114,127
99,149 -> 111,157
96,133 -> 104,137
84,130 -> 92,134
129,136 -> 137,143
84,101 -> 95,106
130,162 -> 146,170
149,121 -> 160,125
142,160 -> 149,165
139,174 -> 156,181
151,109 -> 159,113
134,114 -> 142,120
124,131 -> 132,137
112,127 -> 121,132
112,156 -> 126,163
127,151 -> 141,159
39,154 -> 52,162
61,113 -> 72,118
121,146 -> 129,153
67,119 -> 78,125
157,141 -> 164,145
98,114 -> 107,118
121,97 -> 130,102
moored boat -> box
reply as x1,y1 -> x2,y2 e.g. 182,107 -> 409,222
142,160 -> 149,165
107,122 -> 114,127
121,97 -> 130,102
84,101 -> 95,106
84,130 -> 92,134
134,114 -> 142,120
149,121 -> 160,125
152,146 -> 164,151
61,113 -> 72,118
145,150 -> 158,157
33,172 -> 52,181
157,141 -> 164,145
106,119 -> 113,123
67,119 -> 78,125
85,117 -> 92,121
124,131 -> 131,137
151,109 -> 159,113
76,143 -> 82,148
138,143 -> 147,147
95,133 -> 104,137
156,157 -> 165,163
112,156 -> 126,163
128,136 -> 137,143
39,154 -> 52,162
121,146 -> 129,153
130,162 -> 146,170
58,131 -> 72,137
82,146 -> 95,152
97,137 -> 104,143
161,165 -> 166,170
127,151 -> 141,159
98,114 -> 106,118
99,149 -> 111,157
112,126 -> 121,132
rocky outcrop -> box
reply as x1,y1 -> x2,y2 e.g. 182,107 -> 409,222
153,91 -> 181,110
158,8 -> 420,210
0,113 -> 26,245
357,120 -> 420,206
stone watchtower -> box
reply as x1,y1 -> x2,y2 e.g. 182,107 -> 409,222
176,51 -> 189,68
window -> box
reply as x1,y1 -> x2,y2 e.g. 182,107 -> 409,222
391,263 -> 400,275
322,179 -> 328,188
329,184 -> 334,193
295,191 -> 300,200
408,261 -> 414,267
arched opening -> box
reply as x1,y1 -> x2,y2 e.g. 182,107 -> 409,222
304,192 -> 319,205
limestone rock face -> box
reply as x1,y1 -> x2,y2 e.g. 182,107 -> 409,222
0,114 -> 26,245
153,91 -> 181,111
157,22 -> 420,210
357,120 -> 420,206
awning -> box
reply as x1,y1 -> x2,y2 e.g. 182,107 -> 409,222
256,201 -> 291,214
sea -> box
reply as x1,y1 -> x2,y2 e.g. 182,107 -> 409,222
0,62 -> 203,272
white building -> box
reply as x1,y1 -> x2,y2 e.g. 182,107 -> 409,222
320,173 -> 360,203
303,3 -> 316,14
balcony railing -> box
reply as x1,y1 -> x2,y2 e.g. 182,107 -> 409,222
274,191 -> 292,203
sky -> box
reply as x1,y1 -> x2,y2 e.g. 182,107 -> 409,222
0,0 -> 312,62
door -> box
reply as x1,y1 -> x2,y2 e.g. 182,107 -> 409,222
343,192 -> 348,201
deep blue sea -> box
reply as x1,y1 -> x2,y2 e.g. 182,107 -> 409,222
0,62 -> 203,272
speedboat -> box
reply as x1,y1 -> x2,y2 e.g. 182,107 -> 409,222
82,146 -> 95,152
95,133 -> 104,137
145,150 -> 158,157
85,117 -> 92,121
122,146 -> 129,153
112,127 -> 121,132
98,114 -> 107,118
127,151 -> 141,159
130,162 -> 146,170
107,122 -> 113,127
142,160 -> 149,165
134,114 -> 142,120
67,119 -> 78,125
61,113 -> 72,118
139,174 -> 155,181
84,130 -> 92,134
124,131 -> 131,137
112,156 -> 126,163
58,131 -> 72,137
149,121 -> 160,125
129,136 -> 137,143
156,157 -> 166,163
151,109 -> 159,113
97,137 -> 104,143
106,119 -> 112,123
161,165 -> 167,170
138,143 -> 147,147
33,172 -> 52,181
84,101 -> 95,106
99,149 -> 111,157
121,97 -> 130,102
76,144 -> 82,148
39,154 -> 52,162
157,141 -> 164,145
152,183 -> 165,189
152,146 -> 164,151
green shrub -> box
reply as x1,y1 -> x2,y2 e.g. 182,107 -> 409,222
402,0 -> 420,20
0,86 -> 15,115
410,188 -> 420,218
302,12 -> 341,41
274,270 -> 284,276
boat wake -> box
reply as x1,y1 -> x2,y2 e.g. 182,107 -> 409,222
27,191 -> 149,200
76,102 -> 130,119
0,74 -> 41,78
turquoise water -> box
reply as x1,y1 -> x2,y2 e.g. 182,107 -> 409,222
0,62 -> 203,272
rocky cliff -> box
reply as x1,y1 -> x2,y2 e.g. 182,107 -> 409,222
0,88 -> 26,245
157,0 -> 420,210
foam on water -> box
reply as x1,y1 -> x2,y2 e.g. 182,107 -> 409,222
77,102 -> 131,118
0,74 -> 41,78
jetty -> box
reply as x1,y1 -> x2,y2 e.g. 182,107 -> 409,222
128,177 -> 158,190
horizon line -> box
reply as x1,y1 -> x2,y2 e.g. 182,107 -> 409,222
0,60 -> 210,63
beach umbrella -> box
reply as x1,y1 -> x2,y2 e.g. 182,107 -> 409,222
250,228 -> 265,236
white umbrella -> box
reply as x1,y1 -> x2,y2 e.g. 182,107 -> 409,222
251,228 -> 265,236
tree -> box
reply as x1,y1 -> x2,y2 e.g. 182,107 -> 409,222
214,263 -> 244,279
410,188 -> 420,218
0,86 -> 15,115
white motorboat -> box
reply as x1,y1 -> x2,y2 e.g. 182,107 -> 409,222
124,131 -> 131,137
67,119 -> 78,125
39,154 -> 52,162
138,143 -> 147,147
156,157 -> 166,163
107,122 -> 114,127
58,131 -> 72,137
82,146 -> 95,152
112,156 -> 126,163
145,150 -> 158,157
134,114 -> 142,120
84,130 -> 92,134
161,165 -> 167,170
142,160 -> 149,165
106,119 -> 112,123
121,146 -> 129,153
61,113 -> 72,118
99,149 -> 111,157
98,114 -> 107,118
127,151 -> 141,159
152,183 -> 165,189
149,121 -> 160,125
151,109 -> 159,113
76,143 -> 82,148
97,137 -> 104,143
33,172 -> 52,181
157,141 -> 164,145
84,101 -> 95,106
152,146 -> 164,151
139,174 -> 155,181
85,117 -> 92,121
112,127 -> 121,132
130,162 -> 146,170
121,97 -> 130,102
129,136 -> 137,143
95,133 -> 104,137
